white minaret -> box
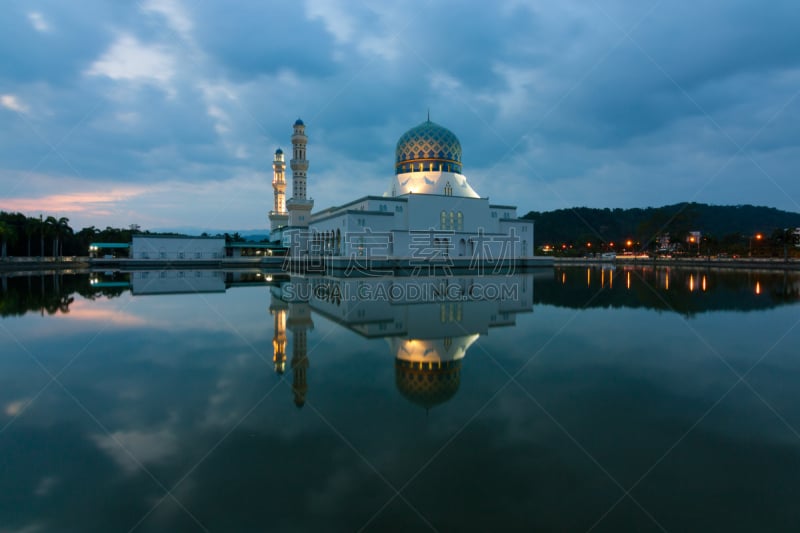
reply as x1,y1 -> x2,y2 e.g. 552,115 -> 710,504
285,118 -> 314,252
268,148 -> 289,234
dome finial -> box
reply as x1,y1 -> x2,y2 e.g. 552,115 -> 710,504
427,108 -> 430,122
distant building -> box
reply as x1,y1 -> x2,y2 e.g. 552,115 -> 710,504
656,233 -> 674,252
130,235 -> 225,260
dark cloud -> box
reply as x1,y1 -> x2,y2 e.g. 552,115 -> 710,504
1,0 -> 799,229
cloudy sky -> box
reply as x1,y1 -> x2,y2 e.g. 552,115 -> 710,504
2,0 -> 799,231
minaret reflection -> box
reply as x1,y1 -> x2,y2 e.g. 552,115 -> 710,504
269,298 -> 288,374
271,274 -> 536,410
288,301 -> 313,408
269,280 -> 314,408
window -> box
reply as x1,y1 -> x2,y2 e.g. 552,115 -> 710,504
449,211 -> 454,230
491,211 -> 497,218
457,211 -> 463,231
395,205 -> 403,212
444,181 -> 453,196
440,210 -> 447,229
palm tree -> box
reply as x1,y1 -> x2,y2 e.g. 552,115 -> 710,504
32,215 -> 46,258
45,216 -> 59,257
0,220 -> 15,259
24,217 -> 36,257
54,217 -> 71,257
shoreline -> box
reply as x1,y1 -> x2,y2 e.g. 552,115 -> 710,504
552,256 -> 800,270
1,255 -> 799,272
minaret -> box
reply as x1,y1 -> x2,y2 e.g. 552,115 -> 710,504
290,120 -> 308,201
285,118 -> 314,252
268,148 -> 289,234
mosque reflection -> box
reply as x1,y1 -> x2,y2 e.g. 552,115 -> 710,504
268,274 -> 538,410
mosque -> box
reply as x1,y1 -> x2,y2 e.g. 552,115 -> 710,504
268,117 -> 536,261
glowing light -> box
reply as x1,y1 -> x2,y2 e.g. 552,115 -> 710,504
561,272 -> 566,284
756,234 -> 763,240
609,270 -> 613,289
755,281 -> 761,295
702,275 -> 707,292
689,275 -> 695,292
601,269 -> 605,288
626,239 -> 633,247
626,271 -> 631,289
587,268 -> 591,287
665,270 -> 670,291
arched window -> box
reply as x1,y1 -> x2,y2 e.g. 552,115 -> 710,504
440,210 -> 447,229
457,211 -> 463,231
449,211 -> 455,230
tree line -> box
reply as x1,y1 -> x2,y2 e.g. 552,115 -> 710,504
0,211 -> 257,259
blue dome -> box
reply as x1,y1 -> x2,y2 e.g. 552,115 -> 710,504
395,120 -> 462,175
275,147 -> 283,155
294,118 -> 304,126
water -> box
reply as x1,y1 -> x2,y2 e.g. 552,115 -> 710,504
1,266 -> 799,532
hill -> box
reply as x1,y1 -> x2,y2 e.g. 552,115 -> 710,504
522,203 -> 800,250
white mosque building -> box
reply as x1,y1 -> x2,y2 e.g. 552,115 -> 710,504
268,117 -> 536,261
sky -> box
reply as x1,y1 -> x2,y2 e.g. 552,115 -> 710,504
1,0 -> 800,232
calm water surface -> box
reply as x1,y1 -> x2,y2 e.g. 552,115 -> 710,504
1,266 -> 799,532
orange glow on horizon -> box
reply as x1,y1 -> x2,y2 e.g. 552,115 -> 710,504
3,189 -> 145,215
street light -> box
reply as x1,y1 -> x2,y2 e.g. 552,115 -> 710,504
749,233 -> 763,257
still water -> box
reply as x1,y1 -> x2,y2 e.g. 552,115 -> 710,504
1,266 -> 799,532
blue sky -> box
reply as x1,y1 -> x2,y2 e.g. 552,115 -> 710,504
1,0 -> 799,231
